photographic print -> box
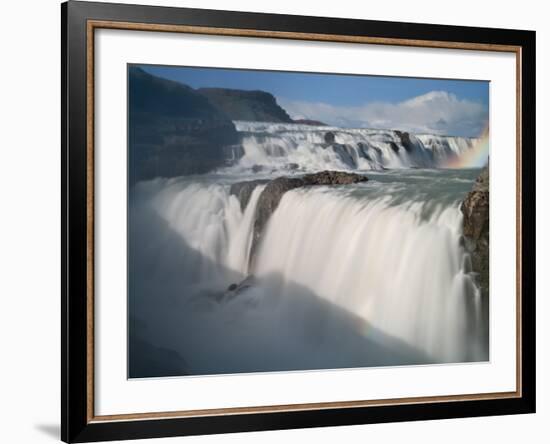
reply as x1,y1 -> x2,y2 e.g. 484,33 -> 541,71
128,64 -> 490,379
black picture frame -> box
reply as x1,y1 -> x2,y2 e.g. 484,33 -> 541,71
62,1 -> 536,442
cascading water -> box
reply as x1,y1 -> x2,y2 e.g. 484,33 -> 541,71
254,186 -> 485,363
129,167 -> 488,377
145,179 -> 265,279
232,121 -> 479,172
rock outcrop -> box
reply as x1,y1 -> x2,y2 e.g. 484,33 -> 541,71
198,88 -> 293,123
461,165 -> 489,298
243,171 -> 369,263
229,179 -> 268,210
129,67 -> 240,183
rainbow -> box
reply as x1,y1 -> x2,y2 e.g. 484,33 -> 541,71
443,125 -> 489,168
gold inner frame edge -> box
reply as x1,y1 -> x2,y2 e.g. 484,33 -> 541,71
85,19 -> 523,423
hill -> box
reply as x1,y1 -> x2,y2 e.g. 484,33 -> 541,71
198,87 -> 292,123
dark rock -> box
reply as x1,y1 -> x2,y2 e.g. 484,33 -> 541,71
461,165 -> 489,298
293,119 -> 327,126
250,171 -> 368,264
227,283 -> 238,291
389,142 -> 400,153
198,88 -> 292,123
251,164 -> 264,173
229,179 -> 269,211
300,170 -> 369,186
286,163 -> 300,170
395,130 -> 415,153
129,67 -> 239,183
252,176 -> 304,255
472,165 -> 489,192
324,131 -> 336,144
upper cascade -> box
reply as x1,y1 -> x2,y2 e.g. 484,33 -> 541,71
230,121 -> 479,173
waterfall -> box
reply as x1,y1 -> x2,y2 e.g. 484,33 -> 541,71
131,172 -> 487,374
416,133 -> 477,164
253,187 -> 485,363
231,121 -> 479,172
147,179 -> 265,280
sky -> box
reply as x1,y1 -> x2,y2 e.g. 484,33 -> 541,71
141,65 -> 489,137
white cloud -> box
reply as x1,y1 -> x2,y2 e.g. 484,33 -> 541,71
278,91 -> 488,137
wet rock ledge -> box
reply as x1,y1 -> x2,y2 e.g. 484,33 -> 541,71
461,165 -> 489,298
229,179 -> 269,211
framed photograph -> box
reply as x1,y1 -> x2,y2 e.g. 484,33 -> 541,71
61,1 -> 536,442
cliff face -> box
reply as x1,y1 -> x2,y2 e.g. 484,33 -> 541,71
129,67 -> 239,183
461,165 -> 489,298
198,88 -> 293,123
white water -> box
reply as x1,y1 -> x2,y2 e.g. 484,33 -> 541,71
232,121 -> 478,173
148,179 -> 265,278
255,188 -> 484,362
130,169 -> 487,376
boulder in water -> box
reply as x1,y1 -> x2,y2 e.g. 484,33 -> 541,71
324,131 -> 336,144
300,170 -> 369,186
